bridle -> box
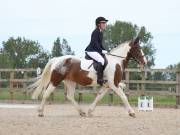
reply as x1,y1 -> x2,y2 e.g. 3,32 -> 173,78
106,53 -> 145,64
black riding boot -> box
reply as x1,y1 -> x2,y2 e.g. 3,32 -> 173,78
96,62 -> 105,86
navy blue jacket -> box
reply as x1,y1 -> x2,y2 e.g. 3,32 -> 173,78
85,28 -> 105,54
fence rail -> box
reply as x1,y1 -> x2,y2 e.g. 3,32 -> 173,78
0,68 -> 179,108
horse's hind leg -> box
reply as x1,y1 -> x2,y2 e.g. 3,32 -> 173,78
88,87 -> 109,117
64,80 -> 86,117
38,83 -> 56,117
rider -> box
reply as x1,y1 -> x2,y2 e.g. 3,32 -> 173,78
85,17 -> 108,86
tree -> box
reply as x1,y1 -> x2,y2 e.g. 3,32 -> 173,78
62,39 -> 75,55
0,51 -> 13,68
166,62 -> 180,81
51,37 -> 74,57
103,21 -> 156,68
27,49 -> 50,68
1,37 -> 50,68
51,37 -> 63,57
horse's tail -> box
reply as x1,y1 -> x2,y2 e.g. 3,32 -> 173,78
26,76 -> 41,91
31,59 -> 54,99
28,56 -> 76,99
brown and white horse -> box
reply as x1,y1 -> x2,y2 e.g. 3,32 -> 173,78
28,37 -> 147,117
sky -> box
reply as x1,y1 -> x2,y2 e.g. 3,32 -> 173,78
0,0 -> 180,68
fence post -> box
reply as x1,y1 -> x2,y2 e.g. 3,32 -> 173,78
176,71 -> 180,108
141,71 -> 145,95
23,71 -> 28,102
78,85 -> 83,103
125,70 -> 130,99
64,83 -> 68,102
0,71 -> 1,88
9,71 -> 14,101
50,92 -> 54,103
23,71 -> 27,88
108,90 -> 113,106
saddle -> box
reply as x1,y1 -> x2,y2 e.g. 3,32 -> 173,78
83,52 -> 108,71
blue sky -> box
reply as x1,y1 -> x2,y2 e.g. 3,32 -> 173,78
0,0 -> 180,68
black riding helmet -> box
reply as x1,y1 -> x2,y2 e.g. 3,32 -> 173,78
95,17 -> 108,26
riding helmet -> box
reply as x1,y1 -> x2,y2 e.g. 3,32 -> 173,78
95,17 -> 108,26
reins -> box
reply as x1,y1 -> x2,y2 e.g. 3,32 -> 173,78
106,53 -> 134,61
106,53 -> 144,63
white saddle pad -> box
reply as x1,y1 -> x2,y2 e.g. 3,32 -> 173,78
80,58 -> 96,72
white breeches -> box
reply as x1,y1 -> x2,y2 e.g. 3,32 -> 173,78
86,52 -> 105,65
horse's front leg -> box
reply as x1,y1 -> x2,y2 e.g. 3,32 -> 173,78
112,85 -> 135,118
88,87 -> 109,117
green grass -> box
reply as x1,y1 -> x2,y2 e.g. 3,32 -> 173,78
0,88 -> 176,106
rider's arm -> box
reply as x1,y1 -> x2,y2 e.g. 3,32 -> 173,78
91,30 -> 103,53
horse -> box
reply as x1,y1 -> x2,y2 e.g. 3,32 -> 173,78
28,37 -> 147,118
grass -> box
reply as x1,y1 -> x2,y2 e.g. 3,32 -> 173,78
0,88 -> 176,106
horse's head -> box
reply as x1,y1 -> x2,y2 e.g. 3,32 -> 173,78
128,37 -> 147,68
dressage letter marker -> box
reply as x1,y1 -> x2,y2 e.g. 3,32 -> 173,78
138,96 -> 153,111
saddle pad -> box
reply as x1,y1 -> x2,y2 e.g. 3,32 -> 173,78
80,58 -> 96,72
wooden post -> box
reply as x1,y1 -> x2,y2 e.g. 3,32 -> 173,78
77,85 -> 83,103
23,71 -> 27,102
64,83 -> 68,102
9,71 -> 14,88
78,92 -> 83,103
23,71 -> 27,88
176,71 -> 180,108
141,71 -> 145,95
0,71 -> 1,88
125,71 -> 130,99
108,90 -> 113,106
9,71 -> 14,101
137,83 -> 140,91
125,71 -> 129,91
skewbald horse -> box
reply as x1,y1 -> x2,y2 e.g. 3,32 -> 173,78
28,37 -> 147,117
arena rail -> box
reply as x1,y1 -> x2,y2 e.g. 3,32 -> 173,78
0,68 -> 179,108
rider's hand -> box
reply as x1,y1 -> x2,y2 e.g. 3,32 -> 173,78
102,50 -> 107,54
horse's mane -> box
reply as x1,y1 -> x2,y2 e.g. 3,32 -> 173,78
110,41 -> 130,53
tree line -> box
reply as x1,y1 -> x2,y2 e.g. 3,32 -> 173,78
0,37 -> 74,68
0,20 -> 180,91
0,20 -> 179,71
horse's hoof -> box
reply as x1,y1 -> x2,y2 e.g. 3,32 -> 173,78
87,110 -> 93,117
38,114 -> 44,117
129,113 -> 136,118
80,111 -> 86,117
88,113 -> 93,117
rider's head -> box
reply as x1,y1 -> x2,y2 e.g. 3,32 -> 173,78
95,17 -> 108,30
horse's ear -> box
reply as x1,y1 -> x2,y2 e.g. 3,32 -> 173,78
134,37 -> 140,45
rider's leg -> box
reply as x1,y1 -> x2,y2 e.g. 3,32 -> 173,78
96,62 -> 105,86
86,52 -> 104,65
86,52 -> 105,86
